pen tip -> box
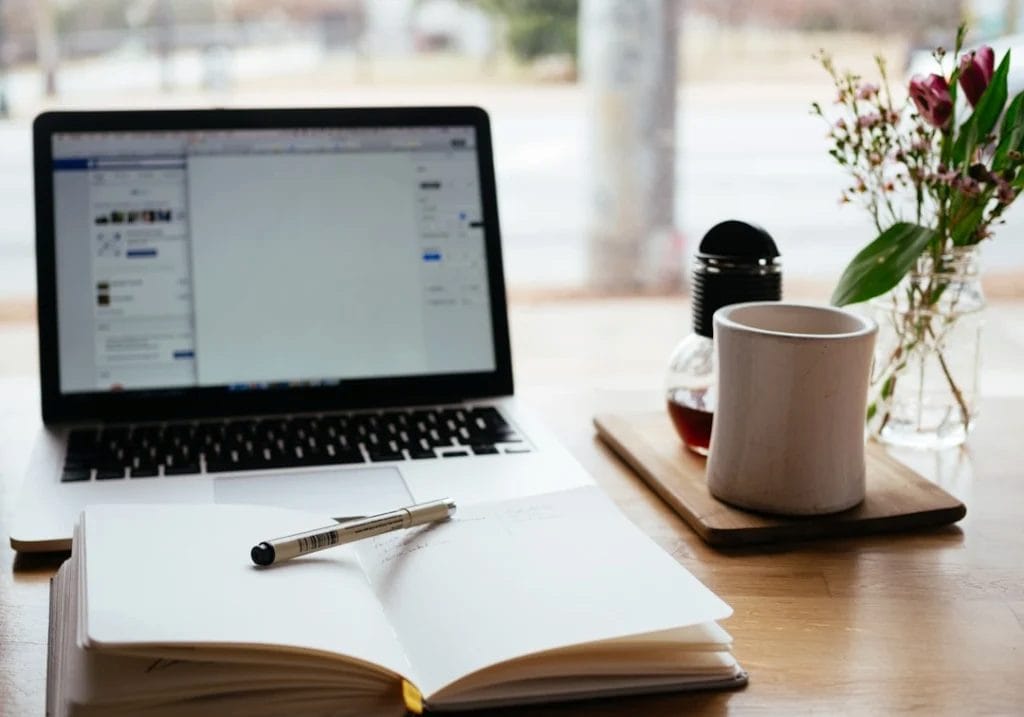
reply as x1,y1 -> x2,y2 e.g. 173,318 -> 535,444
250,542 -> 276,566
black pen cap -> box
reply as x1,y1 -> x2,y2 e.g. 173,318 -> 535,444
251,542 -> 276,567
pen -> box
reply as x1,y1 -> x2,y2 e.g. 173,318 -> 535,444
250,498 -> 456,566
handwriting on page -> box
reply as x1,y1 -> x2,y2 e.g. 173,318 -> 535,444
499,504 -> 561,526
368,502 -> 566,564
371,524 -> 455,565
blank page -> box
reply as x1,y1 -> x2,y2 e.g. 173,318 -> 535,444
354,486 -> 733,697
82,504 -> 413,680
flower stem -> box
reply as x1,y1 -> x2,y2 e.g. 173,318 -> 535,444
925,324 -> 973,431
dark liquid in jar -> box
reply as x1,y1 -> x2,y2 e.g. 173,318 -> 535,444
667,389 -> 713,456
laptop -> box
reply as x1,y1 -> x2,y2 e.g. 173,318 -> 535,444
10,106 -> 592,552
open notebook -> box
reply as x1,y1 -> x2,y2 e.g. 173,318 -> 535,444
47,487 -> 746,715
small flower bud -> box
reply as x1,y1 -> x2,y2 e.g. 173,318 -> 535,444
968,163 -> 991,182
856,83 -> 880,100
909,73 -> 953,128
959,46 -> 995,107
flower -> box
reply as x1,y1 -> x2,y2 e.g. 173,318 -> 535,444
996,177 -> 1016,203
858,112 -> 882,128
909,74 -> 953,128
817,30 -> 1023,306
954,175 -> 982,196
817,28 -> 1024,446
857,82 -> 880,100
958,46 -> 995,107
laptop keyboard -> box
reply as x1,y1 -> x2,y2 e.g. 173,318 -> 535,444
61,406 -> 529,482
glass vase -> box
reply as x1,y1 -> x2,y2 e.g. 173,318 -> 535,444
867,246 -> 985,449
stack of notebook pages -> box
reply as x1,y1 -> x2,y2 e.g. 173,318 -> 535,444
47,486 -> 746,715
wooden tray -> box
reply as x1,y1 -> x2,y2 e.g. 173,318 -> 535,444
594,411 -> 966,547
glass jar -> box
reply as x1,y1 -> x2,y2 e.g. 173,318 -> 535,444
666,333 -> 715,455
867,246 -> 985,449
664,221 -> 782,455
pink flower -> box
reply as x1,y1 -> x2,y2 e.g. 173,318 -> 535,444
909,74 -> 953,128
858,113 -> 881,129
954,176 -> 982,197
996,177 -> 1016,203
958,46 -> 995,107
856,83 -> 880,100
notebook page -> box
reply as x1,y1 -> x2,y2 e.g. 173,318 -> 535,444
354,486 -> 732,697
81,504 -> 413,680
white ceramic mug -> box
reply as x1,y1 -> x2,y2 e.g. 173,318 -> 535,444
706,302 -> 878,516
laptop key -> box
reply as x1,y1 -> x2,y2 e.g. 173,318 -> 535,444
61,468 -> 91,482
95,468 -> 126,480
205,457 -> 239,473
130,466 -> 159,478
471,444 -> 499,455
93,458 -> 125,473
62,457 -> 93,470
368,448 -> 403,462
470,407 -> 507,426
66,431 -> 99,459
323,446 -> 366,465
164,463 -> 201,476
408,449 -> 437,460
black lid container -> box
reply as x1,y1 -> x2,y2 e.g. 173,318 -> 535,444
692,220 -> 782,338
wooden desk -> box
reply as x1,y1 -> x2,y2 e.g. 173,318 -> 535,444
2,298 -> 1023,715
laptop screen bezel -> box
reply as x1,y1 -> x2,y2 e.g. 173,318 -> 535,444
34,106 -> 513,424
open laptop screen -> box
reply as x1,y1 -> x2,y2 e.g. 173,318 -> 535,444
35,109 -> 512,422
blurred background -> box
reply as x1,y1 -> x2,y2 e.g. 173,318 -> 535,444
0,0 -> 1021,309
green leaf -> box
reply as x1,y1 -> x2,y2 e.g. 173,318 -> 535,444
951,199 -> 988,245
953,50 -> 1011,164
830,223 -> 937,306
993,90 -> 1024,170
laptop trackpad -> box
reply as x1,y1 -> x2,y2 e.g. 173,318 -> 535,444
213,467 -> 412,519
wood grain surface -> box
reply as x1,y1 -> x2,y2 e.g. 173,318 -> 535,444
594,411 -> 966,546
3,297 -> 1024,716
